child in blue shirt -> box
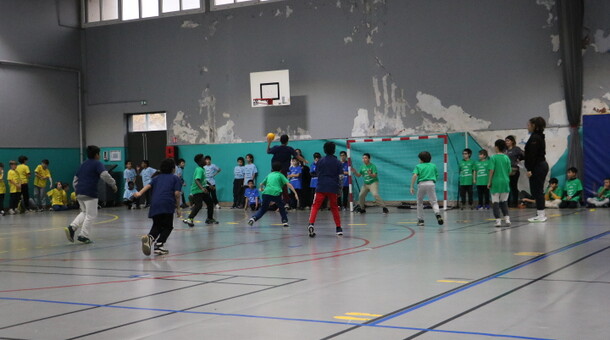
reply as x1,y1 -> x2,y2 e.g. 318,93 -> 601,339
134,158 -> 182,256
244,179 -> 259,211
124,160 -> 136,188
232,157 -> 245,208
139,160 -> 157,207
310,152 -> 321,206
339,151 -> 350,210
288,158 -> 302,209
123,181 -> 139,209
204,155 -> 222,208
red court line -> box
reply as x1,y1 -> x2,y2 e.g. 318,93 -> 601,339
0,228 -> 415,293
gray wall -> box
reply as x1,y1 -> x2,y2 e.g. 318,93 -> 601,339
0,0 -> 81,148
83,0 -> 610,147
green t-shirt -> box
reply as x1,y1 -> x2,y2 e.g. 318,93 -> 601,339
359,163 -> 379,185
564,178 -> 583,201
474,160 -> 490,186
545,186 -> 563,201
594,186 -> 610,201
261,171 -> 289,196
459,159 -> 475,185
489,154 -> 511,194
190,167 -> 207,195
413,162 -> 438,183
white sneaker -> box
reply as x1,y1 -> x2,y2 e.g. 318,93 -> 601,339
215,204 -> 221,209
504,216 -> 511,225
528,215 -> 548,223
8,209 -> 15,215
494,219 -> 502,227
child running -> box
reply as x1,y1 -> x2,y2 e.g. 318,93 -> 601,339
488,140 -> 512,227
248,162 -> 298,228
307,142 -> 344,237
410,151 -> 444,227
183,154 -> 218,227
135,158 -> 182,256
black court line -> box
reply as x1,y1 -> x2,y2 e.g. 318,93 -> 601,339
321,230 -> 610,339
496,277 -> 610,285
66,278 -> 305,339
404,245 -> 610,339
0,276 -> 236,331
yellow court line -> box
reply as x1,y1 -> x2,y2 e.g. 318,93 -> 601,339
333,316 -> 371,321
227,222 -> 240,225
94,213 -> 119,225
514,252 -> 544,256
437,279 -> 470,284
345,312 -> 382,317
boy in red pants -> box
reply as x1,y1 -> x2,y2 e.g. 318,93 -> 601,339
307,142 -> 344,237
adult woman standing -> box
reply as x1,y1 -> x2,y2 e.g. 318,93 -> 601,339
524,117 -> 549,222
505,135 -> 524,207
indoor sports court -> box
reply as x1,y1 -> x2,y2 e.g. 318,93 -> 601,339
1,0 -> 609,339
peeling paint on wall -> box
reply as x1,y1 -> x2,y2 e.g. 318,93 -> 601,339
181,20 -> 199,29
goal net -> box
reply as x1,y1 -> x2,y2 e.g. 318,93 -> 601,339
347,135 -> 448,211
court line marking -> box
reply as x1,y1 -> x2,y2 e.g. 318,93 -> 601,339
0,213 -> 119,240
437,279 -> 469,284
0,296 -> 554,340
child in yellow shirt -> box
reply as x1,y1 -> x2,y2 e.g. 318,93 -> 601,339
34,159 -> 52,211
7,160 -> 22,214
16,155 -> 31,212
0,163 -> 6,216
47,182 -> 69,211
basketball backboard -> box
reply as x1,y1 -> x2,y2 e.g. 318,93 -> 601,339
250,70 -> 290,107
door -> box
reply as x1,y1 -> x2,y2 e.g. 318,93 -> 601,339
127,131 -> 167,170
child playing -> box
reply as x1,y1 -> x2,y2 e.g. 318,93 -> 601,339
47,181 -> 69,211
587,178 -> 610,207
474,150 -> 490,210
307,142 -> 345,237
351,153 -> 389,214
177,159 -> 187,208
16,155 -> 32,212
64,146 -> 118,244
459,148 -> 475,210
0,163 -> 5,216
124,160 -> 137,188
560,167 -> 583,209
232,157 -> 245,208
123,181 -> 139,209
183,154 -> 218,227
248,162 -> 298,228
309,152 -> 321,208
134,158 -> 182,256
204,155 -> 222,209
410,151 -> 444,227
244,180 -> 260,211
7,160 -> 21,215
34,159 -> 52,211
288,158 -> 302,209
488,140 -> 512,227
339,151 -> 350,210
139,160 -> 156,207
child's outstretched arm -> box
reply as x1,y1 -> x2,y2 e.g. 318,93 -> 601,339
286,183 -> 299,201
410,173 -> 418,195
133,184 -> 152,198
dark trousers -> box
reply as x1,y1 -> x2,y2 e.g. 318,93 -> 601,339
124,197 -> 140,209
340,186 -> 349,208
459,185 -> 473,206
528,161 -> 549,211
189,192 -> 214,220
52,205 -> 69,211
559,200 -> 579,209
10,193 -> 20,210
232,179 -> 244,207
476,185 -> 490,206
209,186 -> 219,205
0,193 -> 4,211
144,190 -> 152,206
150,213 -> 174,244
508,171 -> 520,207
253,194 -> 288,223
20,184 -> 30,209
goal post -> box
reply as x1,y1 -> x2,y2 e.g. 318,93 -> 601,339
347,135 -> 449,211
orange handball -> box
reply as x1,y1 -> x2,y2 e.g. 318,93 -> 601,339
266,133 -> 275,141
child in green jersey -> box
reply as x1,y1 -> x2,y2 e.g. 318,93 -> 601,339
586,178 -> 610,208
248,162 -> 299,227
559,167 -> 582,209
459,148 -> 475,210
474,150 -> 491,210
410,151 -> 444,227
488,140 -> 512,227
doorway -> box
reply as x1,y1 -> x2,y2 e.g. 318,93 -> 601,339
126,112 -> 167,172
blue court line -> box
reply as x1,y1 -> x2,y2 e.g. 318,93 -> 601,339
0,296 -> 553,340
369,230 -> 610,326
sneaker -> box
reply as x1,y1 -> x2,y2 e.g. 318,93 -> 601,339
205,219 -> 219,225
141,235 -> 153,256
494,219 -> 502,227
528,215 -> 548,223
382,207 -> 389,214
504,216 -> 511,225
417,220 -> 425,226
8,209 -> 15,215
336,226 -> 343,236
0,210 -> 4,216
215,204 -> 221,209
476,205 -> 483,210
359,209 -> 366,214
308,224 -> 316,237
154,244 -> 169,255
248,218 -> 255,226
77,236 -> 92,244
64,226 -> 75,243
436,214 -> 444,225
183,218 -> 194,227
484,205 -> 491,210
282,221 -> 289,228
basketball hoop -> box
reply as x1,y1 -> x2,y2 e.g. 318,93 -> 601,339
253,98 -> 274,106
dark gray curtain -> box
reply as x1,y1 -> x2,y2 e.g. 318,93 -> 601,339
557,0 -> 584,177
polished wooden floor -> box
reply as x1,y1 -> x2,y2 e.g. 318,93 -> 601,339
0,205 -> 608,340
